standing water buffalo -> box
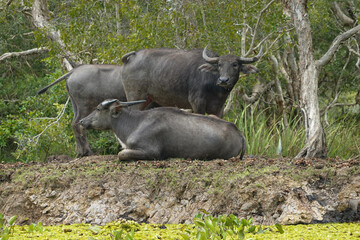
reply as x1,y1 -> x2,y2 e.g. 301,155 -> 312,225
37,65 -> 128,157
80,99 -> 246,160
121,46 -> 262,117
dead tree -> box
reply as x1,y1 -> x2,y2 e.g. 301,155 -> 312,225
282,0 -> 360,159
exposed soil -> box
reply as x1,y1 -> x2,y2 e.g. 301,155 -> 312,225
0,154 -> 360,226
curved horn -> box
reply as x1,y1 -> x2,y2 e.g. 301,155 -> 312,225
237,46 -> 263,64
101,99 -> 118,108
202,45 -> 219,64
120,100 -> 147,107
121,51 -> 136,64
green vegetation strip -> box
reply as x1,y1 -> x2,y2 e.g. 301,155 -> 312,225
2,221 -> 360,240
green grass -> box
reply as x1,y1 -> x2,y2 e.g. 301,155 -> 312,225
226,103 -> 360,159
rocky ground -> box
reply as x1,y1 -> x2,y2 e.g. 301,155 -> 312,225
0,154 -> 359,226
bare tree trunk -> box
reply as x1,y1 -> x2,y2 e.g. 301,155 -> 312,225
115,2 -> 121,35
282,0 -> 328,158
282,0 -> 360,159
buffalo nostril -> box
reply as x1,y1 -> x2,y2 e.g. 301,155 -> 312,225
219,77 -> 229,83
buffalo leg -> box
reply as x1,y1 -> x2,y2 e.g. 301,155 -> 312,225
72,121 -> 94,157
118,149 -> 157,161
70,98 -> 94,157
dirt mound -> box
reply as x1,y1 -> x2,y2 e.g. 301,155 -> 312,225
1,155 -> 359,225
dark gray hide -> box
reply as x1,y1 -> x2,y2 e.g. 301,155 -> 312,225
80,99 -> 246,160
121,47 -> 262,117
37,65 -> 127,157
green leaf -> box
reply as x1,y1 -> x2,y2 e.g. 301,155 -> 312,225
196,231 -> 207,240
238,229 -> 245,240
194,219 -> 206,228
275,223 -> 284,234
248,225 -> 256,233
204,217 -> 215,231
28,223 -> 35,232
180,233 -> 190,240
256,226 -> 266,234
240,219 -> 248,227
1,233 -> 10,240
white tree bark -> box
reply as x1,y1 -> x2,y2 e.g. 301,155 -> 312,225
282,0 -> 327,158
316,25 -> 360,68
32,0 -> 76,71
332,2 -> 355,26
282,0 -> 360,159
0,47 -> 48,62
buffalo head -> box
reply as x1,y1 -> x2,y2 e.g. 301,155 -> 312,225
80,99 -> 146,130
198,46 -> 263,89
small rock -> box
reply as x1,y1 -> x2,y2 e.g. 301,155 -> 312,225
349,199 -> 360,212
46,190 -> 57,198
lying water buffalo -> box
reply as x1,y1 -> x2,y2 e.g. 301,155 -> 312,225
121,46 -> 262,117
37,64 -> 127,157
80,99 -> 246,160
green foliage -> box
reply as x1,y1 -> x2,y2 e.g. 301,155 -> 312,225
183,211 -> 284,240
227,103 -> 305,158
28,222 -> 47,233
226,102 -> 360,159
0,71 -> 75,162
0,213 -> 17,240
51,0 -> 286,61
326,115 -> 360,159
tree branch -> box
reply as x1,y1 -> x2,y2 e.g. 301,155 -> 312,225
32,0 -> 77,71
28,97 -> 70,147
332,2 -> 355,26
347,44 -> 360,58
0,47 -> 48,62
246,0 -> 276,56
241,81 -> 275,104
0,0 -> 13,11
316,24 -> 360,68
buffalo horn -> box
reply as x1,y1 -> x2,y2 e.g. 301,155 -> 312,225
237,46 -> 263,64
101,99 -> 118,108
202,45 -> 219,63
120,100 -> 147,107
121,51 -> 136,64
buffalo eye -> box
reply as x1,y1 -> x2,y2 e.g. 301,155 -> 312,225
232,62 -> 239,68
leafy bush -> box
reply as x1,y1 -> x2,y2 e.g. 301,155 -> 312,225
181,211 -> 283,240
0,213 -> 17,240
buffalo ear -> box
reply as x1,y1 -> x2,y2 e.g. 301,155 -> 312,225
110,105 -> 122,118
198,63 -> 218,73
240,64 -> 259,75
